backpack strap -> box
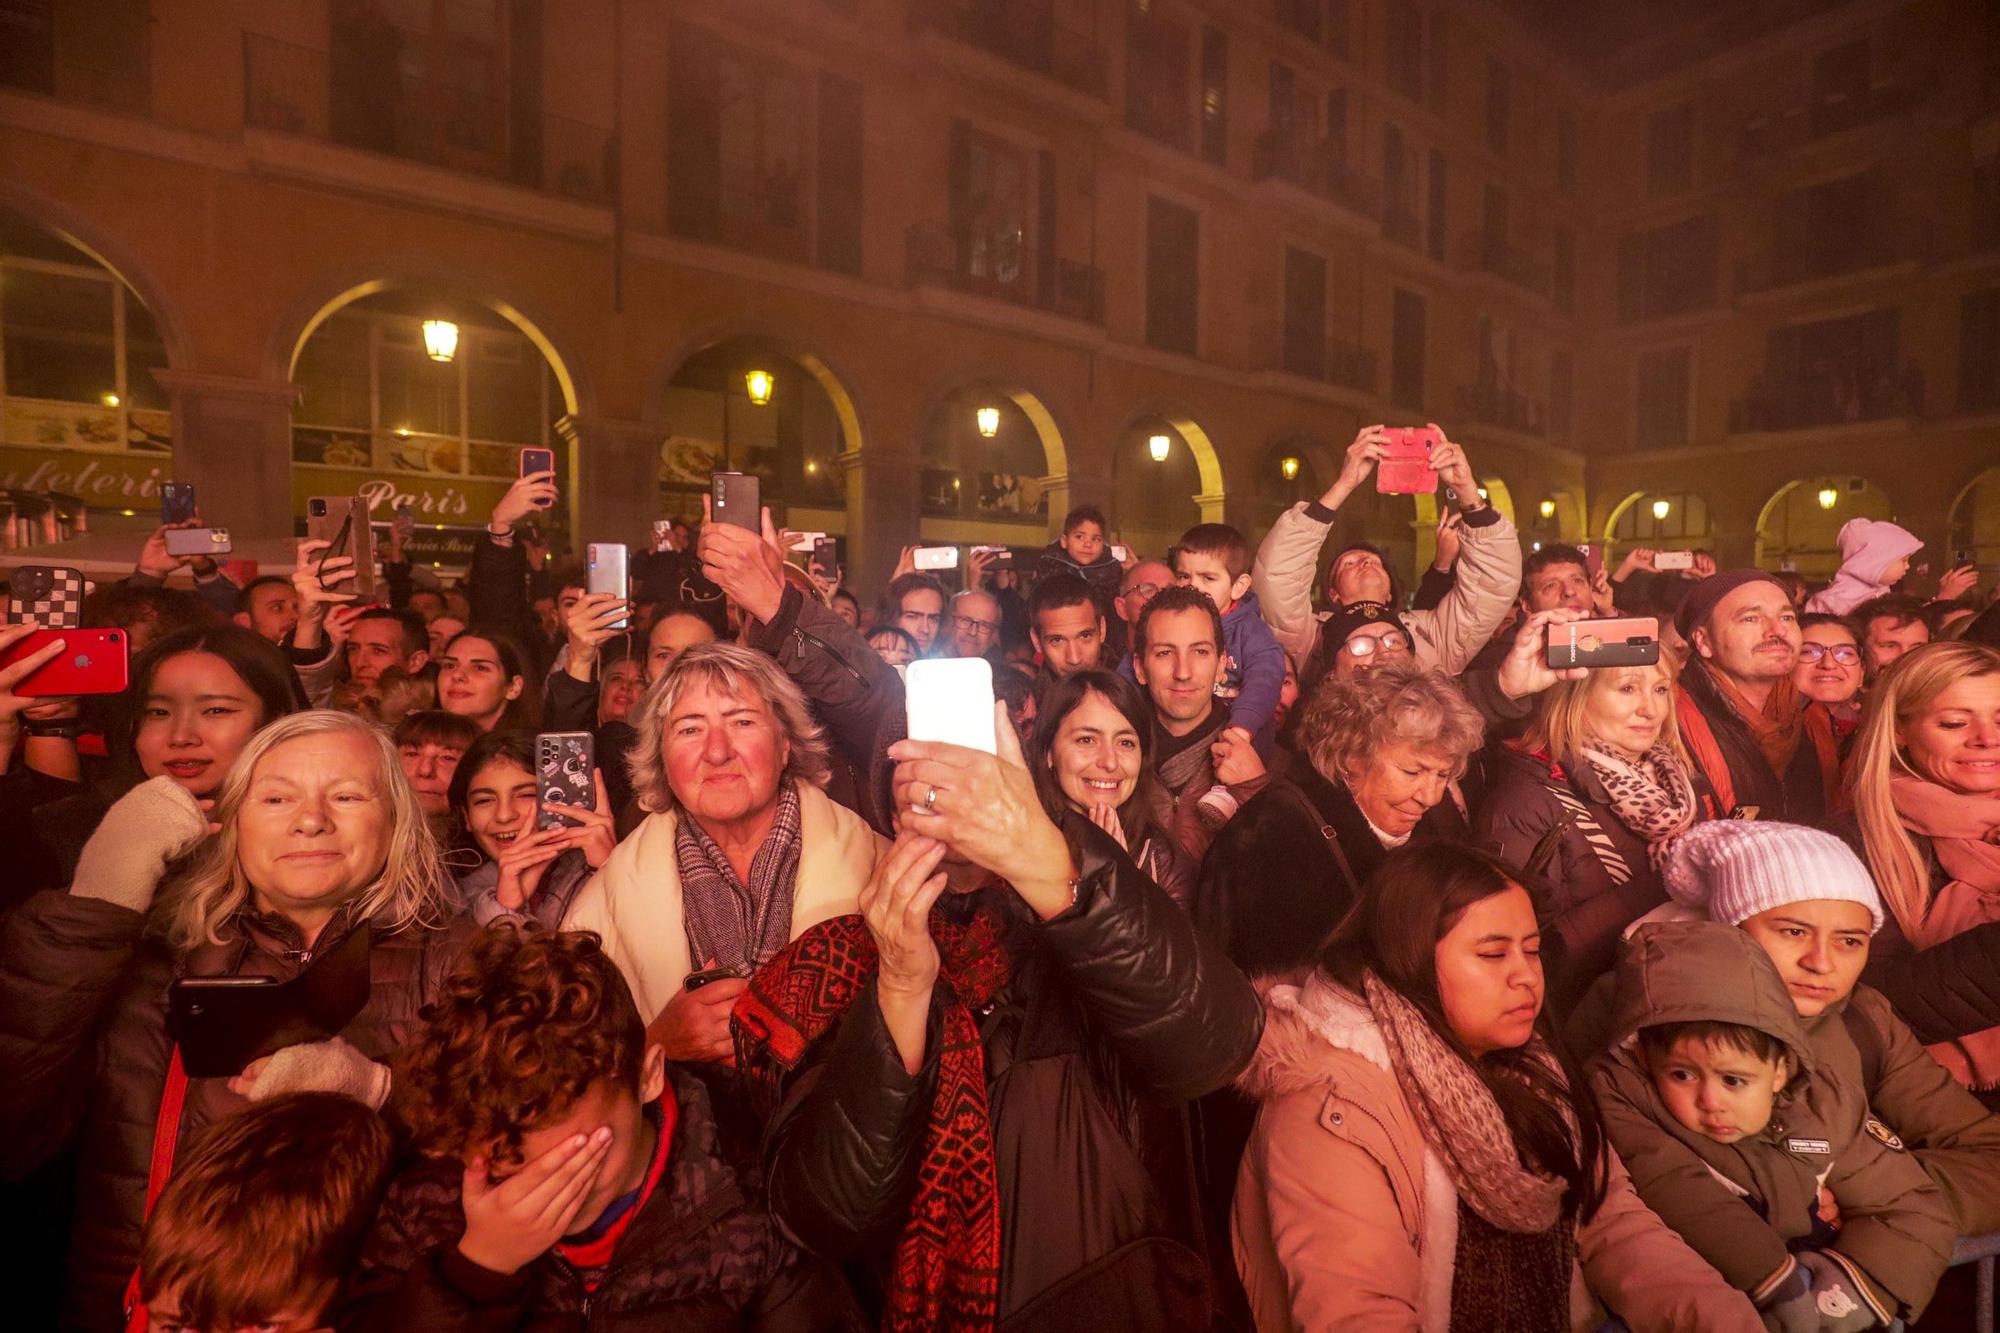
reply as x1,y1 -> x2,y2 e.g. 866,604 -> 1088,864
1543,777 -> 1634,887
122,1045 -> 190,1333
1273,780 -> 1362,903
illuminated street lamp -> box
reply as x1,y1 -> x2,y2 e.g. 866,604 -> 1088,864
1148,433 -> 1171,462
1652,498 -> 1672,521
1539,498 -> 1556,519
101,392 -> 120,408
1280,455 -> 1301,481
1817,485 -> 1839,510
421,319 -> 459,363
744,369 -> 774,406
976,405 -> 1001,438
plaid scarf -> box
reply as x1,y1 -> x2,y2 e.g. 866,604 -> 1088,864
733,902 -> 1014,1332
675,781 -> 803,971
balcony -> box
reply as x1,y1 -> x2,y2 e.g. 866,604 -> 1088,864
1729,364 -> 1924,433
242,33 -> 615,204
1455,381 -> 1546,436
908,0 -> 1105,98
1251,131 -> 1382,223
1252,321 -> 1376,393
905,223 -> 1105,325
1460,232 -> 1552,298
1739,79 -> 1930,157
1733,223 -> 1928,297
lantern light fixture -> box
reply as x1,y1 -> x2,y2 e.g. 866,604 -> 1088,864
421,319 -> 459,363
744,369 -> 774,406
101,392 -> 120,408
975,405 -> 1000,438
1817,485 -> 1839,510
1539,498 -> 1556,519
1148,433 -> 1171,462
1652,498 -> 1672,521
1280,455 -> 1301,481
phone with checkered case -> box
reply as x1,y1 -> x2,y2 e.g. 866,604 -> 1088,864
6,565 -> 85,629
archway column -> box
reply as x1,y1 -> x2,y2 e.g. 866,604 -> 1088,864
1040,469 -> 1113,537
558,415 -> 661,547
154,370 -> 298,543
842,446 -> 922,594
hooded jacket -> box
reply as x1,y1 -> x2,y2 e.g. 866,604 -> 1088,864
1804,519 -> 1924,618
1232,973 -> 1761,1332
1036,539 -> 1124,608
1591,920 -> 1954,1324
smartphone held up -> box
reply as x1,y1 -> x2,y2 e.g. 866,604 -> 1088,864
1546,616 -> 1661,671
1376,426 -> 1442,495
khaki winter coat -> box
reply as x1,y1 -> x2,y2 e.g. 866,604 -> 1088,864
1593,920 -> 1955,1323
1232,974 -> 1761,1333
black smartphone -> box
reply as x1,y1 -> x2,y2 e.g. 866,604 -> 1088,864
811,537 -> 838,579
166,927 -> 373,1078
306,495 -> 383,604
684,962 -> 752,990
520,447 -> 556,509
535,731 -> 595,830
160,481 -> 196,526
711,471 -> 760,531
6,564 -> 85,628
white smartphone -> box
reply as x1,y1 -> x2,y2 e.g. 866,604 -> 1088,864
587,543 -> 629,630
1654,550 -> 1695,572
1111,544 -> 1130,563
913,545 -> 959,571
905,658 -> 996,755
787,530 -> 829,553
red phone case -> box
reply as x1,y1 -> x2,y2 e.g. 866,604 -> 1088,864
1376,427 -> 1441,495
0,627 -> 129,695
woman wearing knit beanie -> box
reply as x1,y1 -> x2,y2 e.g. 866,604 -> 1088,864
1610,819 -> 2000,1239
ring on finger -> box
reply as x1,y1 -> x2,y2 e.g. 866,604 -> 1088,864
924,785 -> 938,811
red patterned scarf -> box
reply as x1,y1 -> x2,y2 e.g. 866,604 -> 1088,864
733,903 -> 1014,1332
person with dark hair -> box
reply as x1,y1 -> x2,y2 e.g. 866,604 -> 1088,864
1173,522 -> 1286,758
866,624 -> 918,668
395,709 -> 482,823
231,574 -> 299,645
1252,424 -> 1523,674
342,928 -> 852,1329
1795,611 -> 1867,742
1027,669 -> 1195,906
1519,543 -> 1598,616
1130,587 -> 1268,862
126,519 -> 242,620
877,572 -> 946,657
990,657 -> 1039,749
136,1093 -> 393,1333
1854,592 -> 1932,676
436,626 -> 538,732
1029,570 -> 1107,678
448,730 -> 613,929
830,586 -> 862,629
1037,502 -> 1124,606
1673,569 -> 1835,823
1232,844 -> 1760,1330
288,536 -> 435,705
346,608 -> 431,690
81,581 -> 218,654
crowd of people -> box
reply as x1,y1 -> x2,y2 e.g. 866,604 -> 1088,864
1,421 -> 1998,1332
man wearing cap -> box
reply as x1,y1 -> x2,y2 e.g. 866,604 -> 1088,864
1675,570 -> 1838,824
1251,424 -> 1522,673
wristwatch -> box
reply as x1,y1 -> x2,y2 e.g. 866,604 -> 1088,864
22,719 -> 81,739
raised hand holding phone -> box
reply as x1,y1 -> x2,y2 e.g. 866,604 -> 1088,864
697,492 -> 786,625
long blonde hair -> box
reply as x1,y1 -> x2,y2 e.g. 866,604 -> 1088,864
162,710 -> 452,954
1850,641 -> 2000,934
1520,654 -> 1690,773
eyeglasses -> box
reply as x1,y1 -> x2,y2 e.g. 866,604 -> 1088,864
1797,643 -> 1861,666
954,614 -> 998,635
1341,631 -> 1411,658
1123,581 -> 1168,603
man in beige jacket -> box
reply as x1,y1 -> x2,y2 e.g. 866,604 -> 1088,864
1252,424 -> 1522,674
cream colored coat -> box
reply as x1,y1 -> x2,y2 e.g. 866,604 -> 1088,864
1232,975 -> 1763,1333
562,783 -> 882,1023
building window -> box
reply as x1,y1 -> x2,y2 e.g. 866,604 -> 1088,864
1481,182 -> 1509,269
1551,347 -> 1573,438
1426,150 -> 1447,262
1391,287 -> 1426,410
1617,213 -> 1719,321
1635,346 -> 1692,449
1326,0 -> 1351,60
1282,246 -> 1327,379
1277,0 -> 1320,43
1126,3 -> 1191,151
1555,109 -> 1577,196
0,0 -> 149,112
1614,490 -> 1710,544
1646,102 -> 1694,198
1962,289 -> 2000,414
1485,58 -> 1510,154
1553,226 -> 1574,313
1739,308 -> 1910,431
948,124 -> 1031,299
669,26 -> 814,264
1199,26 -> 1227,166
1146,196 -> 1200,355
1386,2 -> 1423,102
1383,121 -> 1414,243
1810,38 -> 1870,136
1269,60 -> 1298,138
1324,87 -> 1348,161
1757,171 -> 1881,290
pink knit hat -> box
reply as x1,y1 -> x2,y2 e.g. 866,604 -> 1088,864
1659,820 -> 1884,931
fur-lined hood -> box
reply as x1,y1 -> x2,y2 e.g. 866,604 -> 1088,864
1236,972 -> 1391,1101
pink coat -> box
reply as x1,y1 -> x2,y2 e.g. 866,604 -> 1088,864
1231,975 -> 1763,1332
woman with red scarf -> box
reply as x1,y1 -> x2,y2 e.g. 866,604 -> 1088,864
732,705 -> 1262,1332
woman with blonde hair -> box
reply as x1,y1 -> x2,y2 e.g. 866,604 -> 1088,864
1840,640 -> 2000,1091
1476,652 -> 1707,1009
0,709 -> 473,1327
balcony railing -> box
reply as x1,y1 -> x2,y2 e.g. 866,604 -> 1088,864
1455,381 -> 1546,436
243,33 -> 615,204
1460,232 -> 1551,297
1251,132 -> 1383,221
1739,79 -> 1930,157
1734,223 -> 1928,296
908,0 -> 1105,97
905,223 -> 1105,325
1729,363 -> 1924,432
1252,321 -> 1376,393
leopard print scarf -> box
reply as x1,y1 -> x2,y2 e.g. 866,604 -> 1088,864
1579,743 -> 1697,844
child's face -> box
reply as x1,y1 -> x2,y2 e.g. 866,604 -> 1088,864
1649,1034 -> 1789,1145
1062,521 -> 1105,564
487,1048 -> 667,1232
147,1283 -> 333,1332
1174,550 -> 1249,613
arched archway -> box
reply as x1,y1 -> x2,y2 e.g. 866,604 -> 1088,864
285,281 -> 582,564
0,202 -> 185,530
1949,468 -> 2000,570
1754,476 -> 1895,576
916,380 -> 1067,544
1604,490 -> 1714,556
1254,436 -> 1337,535
1111,413 -> 1224,559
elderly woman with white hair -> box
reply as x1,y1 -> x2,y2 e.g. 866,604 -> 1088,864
563,640 -> 884,1065
1197,661 -> 1485,977
0,709 -> 471,1329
